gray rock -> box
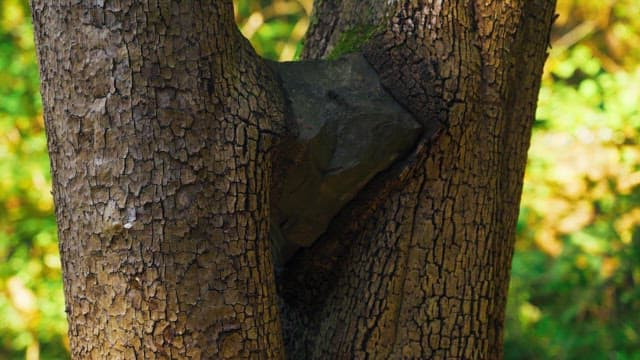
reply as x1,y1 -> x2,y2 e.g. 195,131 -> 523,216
269,53 -> 422,266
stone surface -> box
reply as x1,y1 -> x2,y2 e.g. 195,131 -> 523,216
269,53 -> 423,266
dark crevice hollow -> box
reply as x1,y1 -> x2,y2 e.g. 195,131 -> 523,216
268,53 -> 423,269
267,53 -> 430,356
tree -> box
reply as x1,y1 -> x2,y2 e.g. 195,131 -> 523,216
31,0 -> 556,358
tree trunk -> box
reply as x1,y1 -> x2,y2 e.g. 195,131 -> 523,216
32,2 -> 286,358
32,0 -> 556,359
281,1 -> 557,358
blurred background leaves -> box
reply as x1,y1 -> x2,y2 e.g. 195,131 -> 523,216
0,0 -> 67,359
507,1 -> 640,358
0,0 -> 638,358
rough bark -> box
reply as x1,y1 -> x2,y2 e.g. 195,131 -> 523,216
32,0 -> 556,359
281,0 -> 557,358
32,1 -> 286,358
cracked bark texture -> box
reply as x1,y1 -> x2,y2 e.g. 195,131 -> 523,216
32,1 -> 285,358
281,0 -> 557,358
32,0 -> 556,359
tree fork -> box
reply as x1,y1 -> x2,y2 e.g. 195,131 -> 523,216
31,0 -> 557,358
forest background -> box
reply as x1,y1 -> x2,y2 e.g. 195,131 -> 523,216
0,0 -> 638,359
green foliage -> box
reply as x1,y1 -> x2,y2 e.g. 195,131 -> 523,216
506,1 -> 640,358
326,24 -> 380,60
1,0 -> 638,359
235,0 -> 312,61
